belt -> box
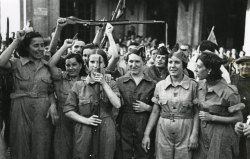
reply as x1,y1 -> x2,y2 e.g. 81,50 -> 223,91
10,90 -> 48,99
160,112 -> 193,121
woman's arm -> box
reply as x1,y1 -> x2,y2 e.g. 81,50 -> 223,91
48,18 -> 71,54
93,73 -> 121,108
144,104 -> 161,136
102,81 -> 121,108
0,31 -> 25,68
142,104 -> 160,152
199,110 -> 243,123
48,39 -> 74,75
46,93 -> 59,125
65,111 -> 102,126
105,23 -> 120,72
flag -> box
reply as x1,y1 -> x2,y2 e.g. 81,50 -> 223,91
207,26 -> 218,45
116,0 -> 126,19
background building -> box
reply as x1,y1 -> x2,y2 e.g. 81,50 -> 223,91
1,0 -> 250,54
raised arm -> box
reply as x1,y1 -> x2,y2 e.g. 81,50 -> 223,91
0,31 -> 25,68
48,18 -> 73,54
105,23 -> 120,72
48,39 -> 74,75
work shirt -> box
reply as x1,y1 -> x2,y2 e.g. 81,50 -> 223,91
144,65 -> 169,82
63,75 -> 119,159
8,57 -> 53,159
116,72 -> 156,159
64,75 -> 120,118
194,79 -> 241,159
116,72 -> 156,114
152,74 -> 197,118
52,68 -> 85,107
151,74 -> 197,159
10,57 -> 53,98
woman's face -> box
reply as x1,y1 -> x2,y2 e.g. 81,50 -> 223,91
88,54 -> 105,75
65,57 -> 82,77
155,55 -> 167,68
28,37 -> 44,60
195,59 -> 209,80
168,56 -> 183,78
127,53 -> 144,76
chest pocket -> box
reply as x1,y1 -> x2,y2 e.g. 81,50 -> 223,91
78,98 -> 94,116
14,73 -> 30,90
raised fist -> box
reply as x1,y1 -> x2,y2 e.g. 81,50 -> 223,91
105,23 -> 114,34
16,30 -> 26,40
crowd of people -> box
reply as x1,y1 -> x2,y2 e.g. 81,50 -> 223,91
0,17 -> 250,159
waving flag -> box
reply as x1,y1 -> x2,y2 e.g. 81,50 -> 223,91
207,26 -> 218,45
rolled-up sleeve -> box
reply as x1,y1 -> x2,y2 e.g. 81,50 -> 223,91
110,80 -> 120,98
151,83 -> 160,104
51,67 -> 63,81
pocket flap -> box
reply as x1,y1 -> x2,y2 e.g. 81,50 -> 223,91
15,74 -> 29,80
41,78 -> 52,84
79,99 -> 91,105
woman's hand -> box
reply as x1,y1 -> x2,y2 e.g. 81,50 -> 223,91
235,122 -> 244,135
105,23 -> 114,35
86,115 -> 102,126
142,135 -> 150,153
133,100 -> 151,112
188,134 -> 198,150
16,30 -> 26,41
243,124 -> 250,138
93,72 -> 106,85
57,18 -> 68,28
199,111 -> 213,121
46,104 -> 59,125
63,39 -> 74,48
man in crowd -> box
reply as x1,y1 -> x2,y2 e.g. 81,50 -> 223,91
233,56 -> 250,159
144,46 -> 169,82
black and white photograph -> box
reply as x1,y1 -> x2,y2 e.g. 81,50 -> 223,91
0,0 -> 250,159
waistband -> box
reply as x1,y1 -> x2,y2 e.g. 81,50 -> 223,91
11,90 -> 48,99
160,112 -> 193,120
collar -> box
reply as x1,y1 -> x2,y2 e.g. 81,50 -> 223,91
20,57 -> 48,66
164,74 -> 190,90
207,79 -> 226,97
123,72 -> 153,83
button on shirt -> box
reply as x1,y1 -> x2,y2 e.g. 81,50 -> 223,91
116,73 -> 156,113
64,75 -> 120,118
10,57 -> 53,98
197,79 -> 240,116
152,75 -> 198,117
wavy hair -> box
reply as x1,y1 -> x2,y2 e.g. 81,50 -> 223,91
16,32 -> 43,57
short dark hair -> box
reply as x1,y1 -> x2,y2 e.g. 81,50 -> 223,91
16,32 -> 43,57
127,46 -> 146,62
199,40 -> 219,53
197,51 -> 225,81
157,46 -> 170,65
65,53 -> 87,76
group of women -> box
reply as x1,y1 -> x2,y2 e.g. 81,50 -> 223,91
0,29 -> 244,159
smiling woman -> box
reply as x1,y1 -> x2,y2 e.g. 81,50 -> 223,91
0,31 -> 57,159
142,50 -> 199,159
